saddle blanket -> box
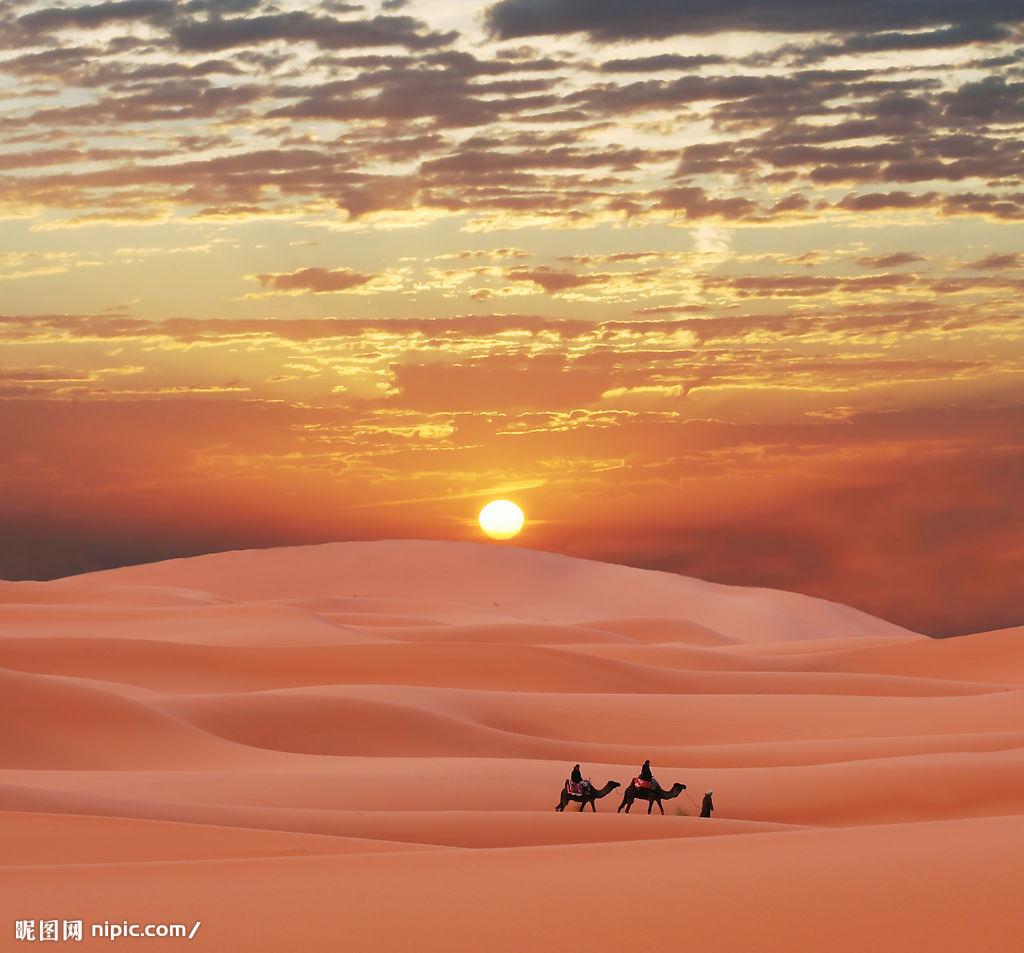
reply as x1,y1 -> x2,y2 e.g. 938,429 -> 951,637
632,778 -> 653,790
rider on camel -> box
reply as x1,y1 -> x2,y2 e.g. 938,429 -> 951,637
636,759 -> 656,789
567,764 -> 591,795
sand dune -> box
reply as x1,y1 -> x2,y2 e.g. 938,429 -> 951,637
0,541 -> 1019,951
43,540 -> 916,640
0,602 -> 376,646
0,812 -> 430,865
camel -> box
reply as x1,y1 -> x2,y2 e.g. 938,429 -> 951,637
616,781 -> 687,815
555,780 -> 621,812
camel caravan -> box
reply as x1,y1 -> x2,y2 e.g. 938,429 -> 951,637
557,761 -> 714,817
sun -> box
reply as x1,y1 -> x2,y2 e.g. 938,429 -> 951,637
478,500 -> 525,540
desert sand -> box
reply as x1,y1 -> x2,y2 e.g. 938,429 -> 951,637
0,541 -> 1020,951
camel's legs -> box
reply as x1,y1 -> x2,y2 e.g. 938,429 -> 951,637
589,800 -> 596,812
578,800 -> 585,811
657,799 -> 665,815
647,800 -> 653,814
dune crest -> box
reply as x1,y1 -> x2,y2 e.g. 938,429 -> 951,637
34,540 -> 918,643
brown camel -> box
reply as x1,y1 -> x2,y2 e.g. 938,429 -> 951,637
555,780 -> 621,812
616,781 -> 687,815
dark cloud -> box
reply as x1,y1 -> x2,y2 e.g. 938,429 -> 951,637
485,0 -> 1024,41
942,76 -> 1024,124
172,12 -> 455,52
18,0 -> 173,32
1,0 -> 1017,231
7,79 -> 266,128
675,114 -> 1022,188
0,46 -> 98,78
598,53 -> 727,73
940,191 -> 1024,220
420,142 -> 661,178
270,68 -> 559,130
779,22 -> 1014,66
565,73 -> 802,116
185,0 -> 266,13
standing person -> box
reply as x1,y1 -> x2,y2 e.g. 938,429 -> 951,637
700,790 -> 714,818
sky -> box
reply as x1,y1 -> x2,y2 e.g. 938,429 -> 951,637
1,0 -> 1022,635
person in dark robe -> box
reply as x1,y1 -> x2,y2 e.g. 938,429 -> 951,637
700,790 -> 714,818
636,759 -> 656,789
567,763 -> 590,794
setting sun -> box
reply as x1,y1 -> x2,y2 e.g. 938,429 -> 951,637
478,500 -> 525,540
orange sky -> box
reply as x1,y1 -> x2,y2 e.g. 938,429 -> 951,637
1,0 -> 1022,635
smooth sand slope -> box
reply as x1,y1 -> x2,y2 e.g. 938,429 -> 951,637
0,541 -> 1020,951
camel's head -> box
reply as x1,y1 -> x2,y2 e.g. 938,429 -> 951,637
609,780 -> 621,789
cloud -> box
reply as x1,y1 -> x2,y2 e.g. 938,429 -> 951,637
856,252 -> 925,268
942,76 -> 1024,125
781,22 -> 1014,65
386,354 -> 613,411
0,5 -> 1017,234
266,51 -> 565,135
704,272 -> 919,300
940,191 -> 1024,221
603,438 -> 1024,636
172,12 -> 455,52
965,252 -> 1021,269
835,190 -> 938,212
598,53 -> 727,73
252,267 -> 379,294
18,0 -> 174,32
655,186 -> 758,220
485,0 -> 1024,41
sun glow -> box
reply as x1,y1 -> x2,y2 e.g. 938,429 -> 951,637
478,500 -> 525,540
